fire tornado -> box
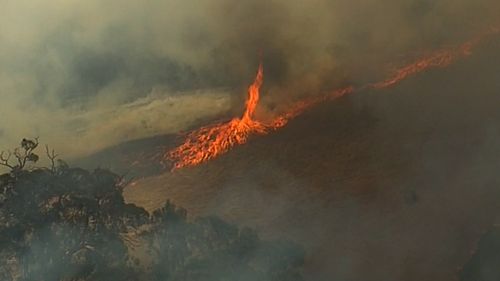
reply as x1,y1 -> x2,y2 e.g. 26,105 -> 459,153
166,64 -> 267,169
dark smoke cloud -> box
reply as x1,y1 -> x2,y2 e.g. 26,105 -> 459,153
0,0 -> 498,161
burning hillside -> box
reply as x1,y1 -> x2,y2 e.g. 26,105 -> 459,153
122,33 -> 500,281
4,1 -> 500,281
166,64 -> 267,169
166,26 -> 500,170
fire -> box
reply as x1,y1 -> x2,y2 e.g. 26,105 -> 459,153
372,26 -> 500,89
371,43 -> 473,89
167,64 -> 267,170
269,87 -> 354,129
242,63 -> 264,121
167,27 -> 499,170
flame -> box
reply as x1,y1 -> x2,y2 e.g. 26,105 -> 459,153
371,43 -> 473,89
269,86 -> 354,129
166,27 -> 499,170
167,64 -> 267,170
372,26 -> 500,89
242,63 -> 263,121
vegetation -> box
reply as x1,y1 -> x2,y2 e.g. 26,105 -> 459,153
0,139 -> 304,281
0,138 -> 41,171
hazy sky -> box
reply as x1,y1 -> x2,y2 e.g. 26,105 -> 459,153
0,0 -> 498,161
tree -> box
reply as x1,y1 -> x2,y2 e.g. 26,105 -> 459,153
0,138 -> 40,171
144,201 -> 304,281
0,167 -> 148,281
0,139 -> 305,281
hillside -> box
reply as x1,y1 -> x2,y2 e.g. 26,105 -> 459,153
79,36 -> 500,281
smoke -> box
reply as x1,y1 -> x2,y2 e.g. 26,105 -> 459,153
1,0 -> 499,160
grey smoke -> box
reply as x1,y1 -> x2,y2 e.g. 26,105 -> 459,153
0,0 -> 498,160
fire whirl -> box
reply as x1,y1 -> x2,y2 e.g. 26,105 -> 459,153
167,27 -> 499,170
167,64 -> 267,170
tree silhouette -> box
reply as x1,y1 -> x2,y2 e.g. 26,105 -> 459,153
0,138 -> 40,171
0,139 -> 305,281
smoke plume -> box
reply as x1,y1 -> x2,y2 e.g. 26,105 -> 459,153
0,0 -> 499,159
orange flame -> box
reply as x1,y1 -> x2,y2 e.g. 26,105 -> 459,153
167,63 -> 267,169
269,86 -> 354,129
372,26 -> 500,89
166,27 -> 499,170
242,63 -> 263,121
371,43 -> 473,89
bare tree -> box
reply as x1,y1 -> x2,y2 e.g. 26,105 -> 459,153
45,145 -> 58,173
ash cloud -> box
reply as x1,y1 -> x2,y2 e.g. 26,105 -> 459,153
0,0 -> 499,160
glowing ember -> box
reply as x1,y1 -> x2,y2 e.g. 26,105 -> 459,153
167,27 -> 499,170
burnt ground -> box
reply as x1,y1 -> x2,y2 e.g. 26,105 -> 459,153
78,37 -> 500,281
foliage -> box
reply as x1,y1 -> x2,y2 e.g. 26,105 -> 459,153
145,202 -> 304,281
0,138 -> 41,171
0,139 -> 305,281
0,168 -> 148,281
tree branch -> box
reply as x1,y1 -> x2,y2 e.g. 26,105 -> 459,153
0,150 -> 15,169
45,145 -> 58,172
